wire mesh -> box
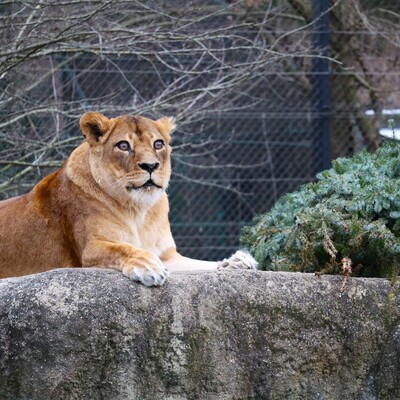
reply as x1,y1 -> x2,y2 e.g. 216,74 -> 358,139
1,0 -> 399,260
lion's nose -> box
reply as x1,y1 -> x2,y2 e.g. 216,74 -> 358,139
138,162 -> 160,173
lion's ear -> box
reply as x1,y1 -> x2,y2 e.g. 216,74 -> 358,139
80,112 -> 111,146
154,116 -> 176,142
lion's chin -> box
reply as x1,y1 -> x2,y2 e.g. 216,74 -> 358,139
128,185 -> 163,208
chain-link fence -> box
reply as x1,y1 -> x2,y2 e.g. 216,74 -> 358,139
1,0 -> 399,260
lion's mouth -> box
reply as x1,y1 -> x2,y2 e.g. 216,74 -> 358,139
126,179 -> 162,191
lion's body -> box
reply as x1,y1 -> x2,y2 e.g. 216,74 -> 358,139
0,171 -> 78,277
0,112 -> 257,285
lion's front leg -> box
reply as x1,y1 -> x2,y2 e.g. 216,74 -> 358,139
82,240 -> 169,286
162,249 -> 258,272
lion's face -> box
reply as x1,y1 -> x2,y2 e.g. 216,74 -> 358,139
80,112 -> 175,206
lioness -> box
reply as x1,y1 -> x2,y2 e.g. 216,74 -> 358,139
0,112 -> 257,285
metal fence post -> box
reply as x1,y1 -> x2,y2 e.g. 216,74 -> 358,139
312,0 -> 332,172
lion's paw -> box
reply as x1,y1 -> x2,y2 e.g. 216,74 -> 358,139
217,250 -> 258,270
122,255 -> 170,286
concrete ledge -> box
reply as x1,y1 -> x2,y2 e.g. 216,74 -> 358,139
0,268 -> 399,399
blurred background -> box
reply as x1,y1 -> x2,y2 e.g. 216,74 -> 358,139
1,0 -> 399,260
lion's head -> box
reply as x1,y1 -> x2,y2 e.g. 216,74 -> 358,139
79,112 -> 175,207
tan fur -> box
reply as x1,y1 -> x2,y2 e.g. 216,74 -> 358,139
0,112 -> 257,286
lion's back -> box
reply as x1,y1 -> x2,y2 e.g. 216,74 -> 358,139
0,176 -> 81,278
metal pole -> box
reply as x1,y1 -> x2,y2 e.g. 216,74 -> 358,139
312,0 -> 331,172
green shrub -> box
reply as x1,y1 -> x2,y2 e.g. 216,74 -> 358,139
241,142 -> 400,278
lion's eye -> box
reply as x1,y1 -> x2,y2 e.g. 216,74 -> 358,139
153,139 -> 165,150
116,141 -> 131,151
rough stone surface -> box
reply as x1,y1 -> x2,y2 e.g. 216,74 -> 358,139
0,268 -> 399,400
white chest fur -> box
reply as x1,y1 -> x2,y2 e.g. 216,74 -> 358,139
123,206 -> 175,258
